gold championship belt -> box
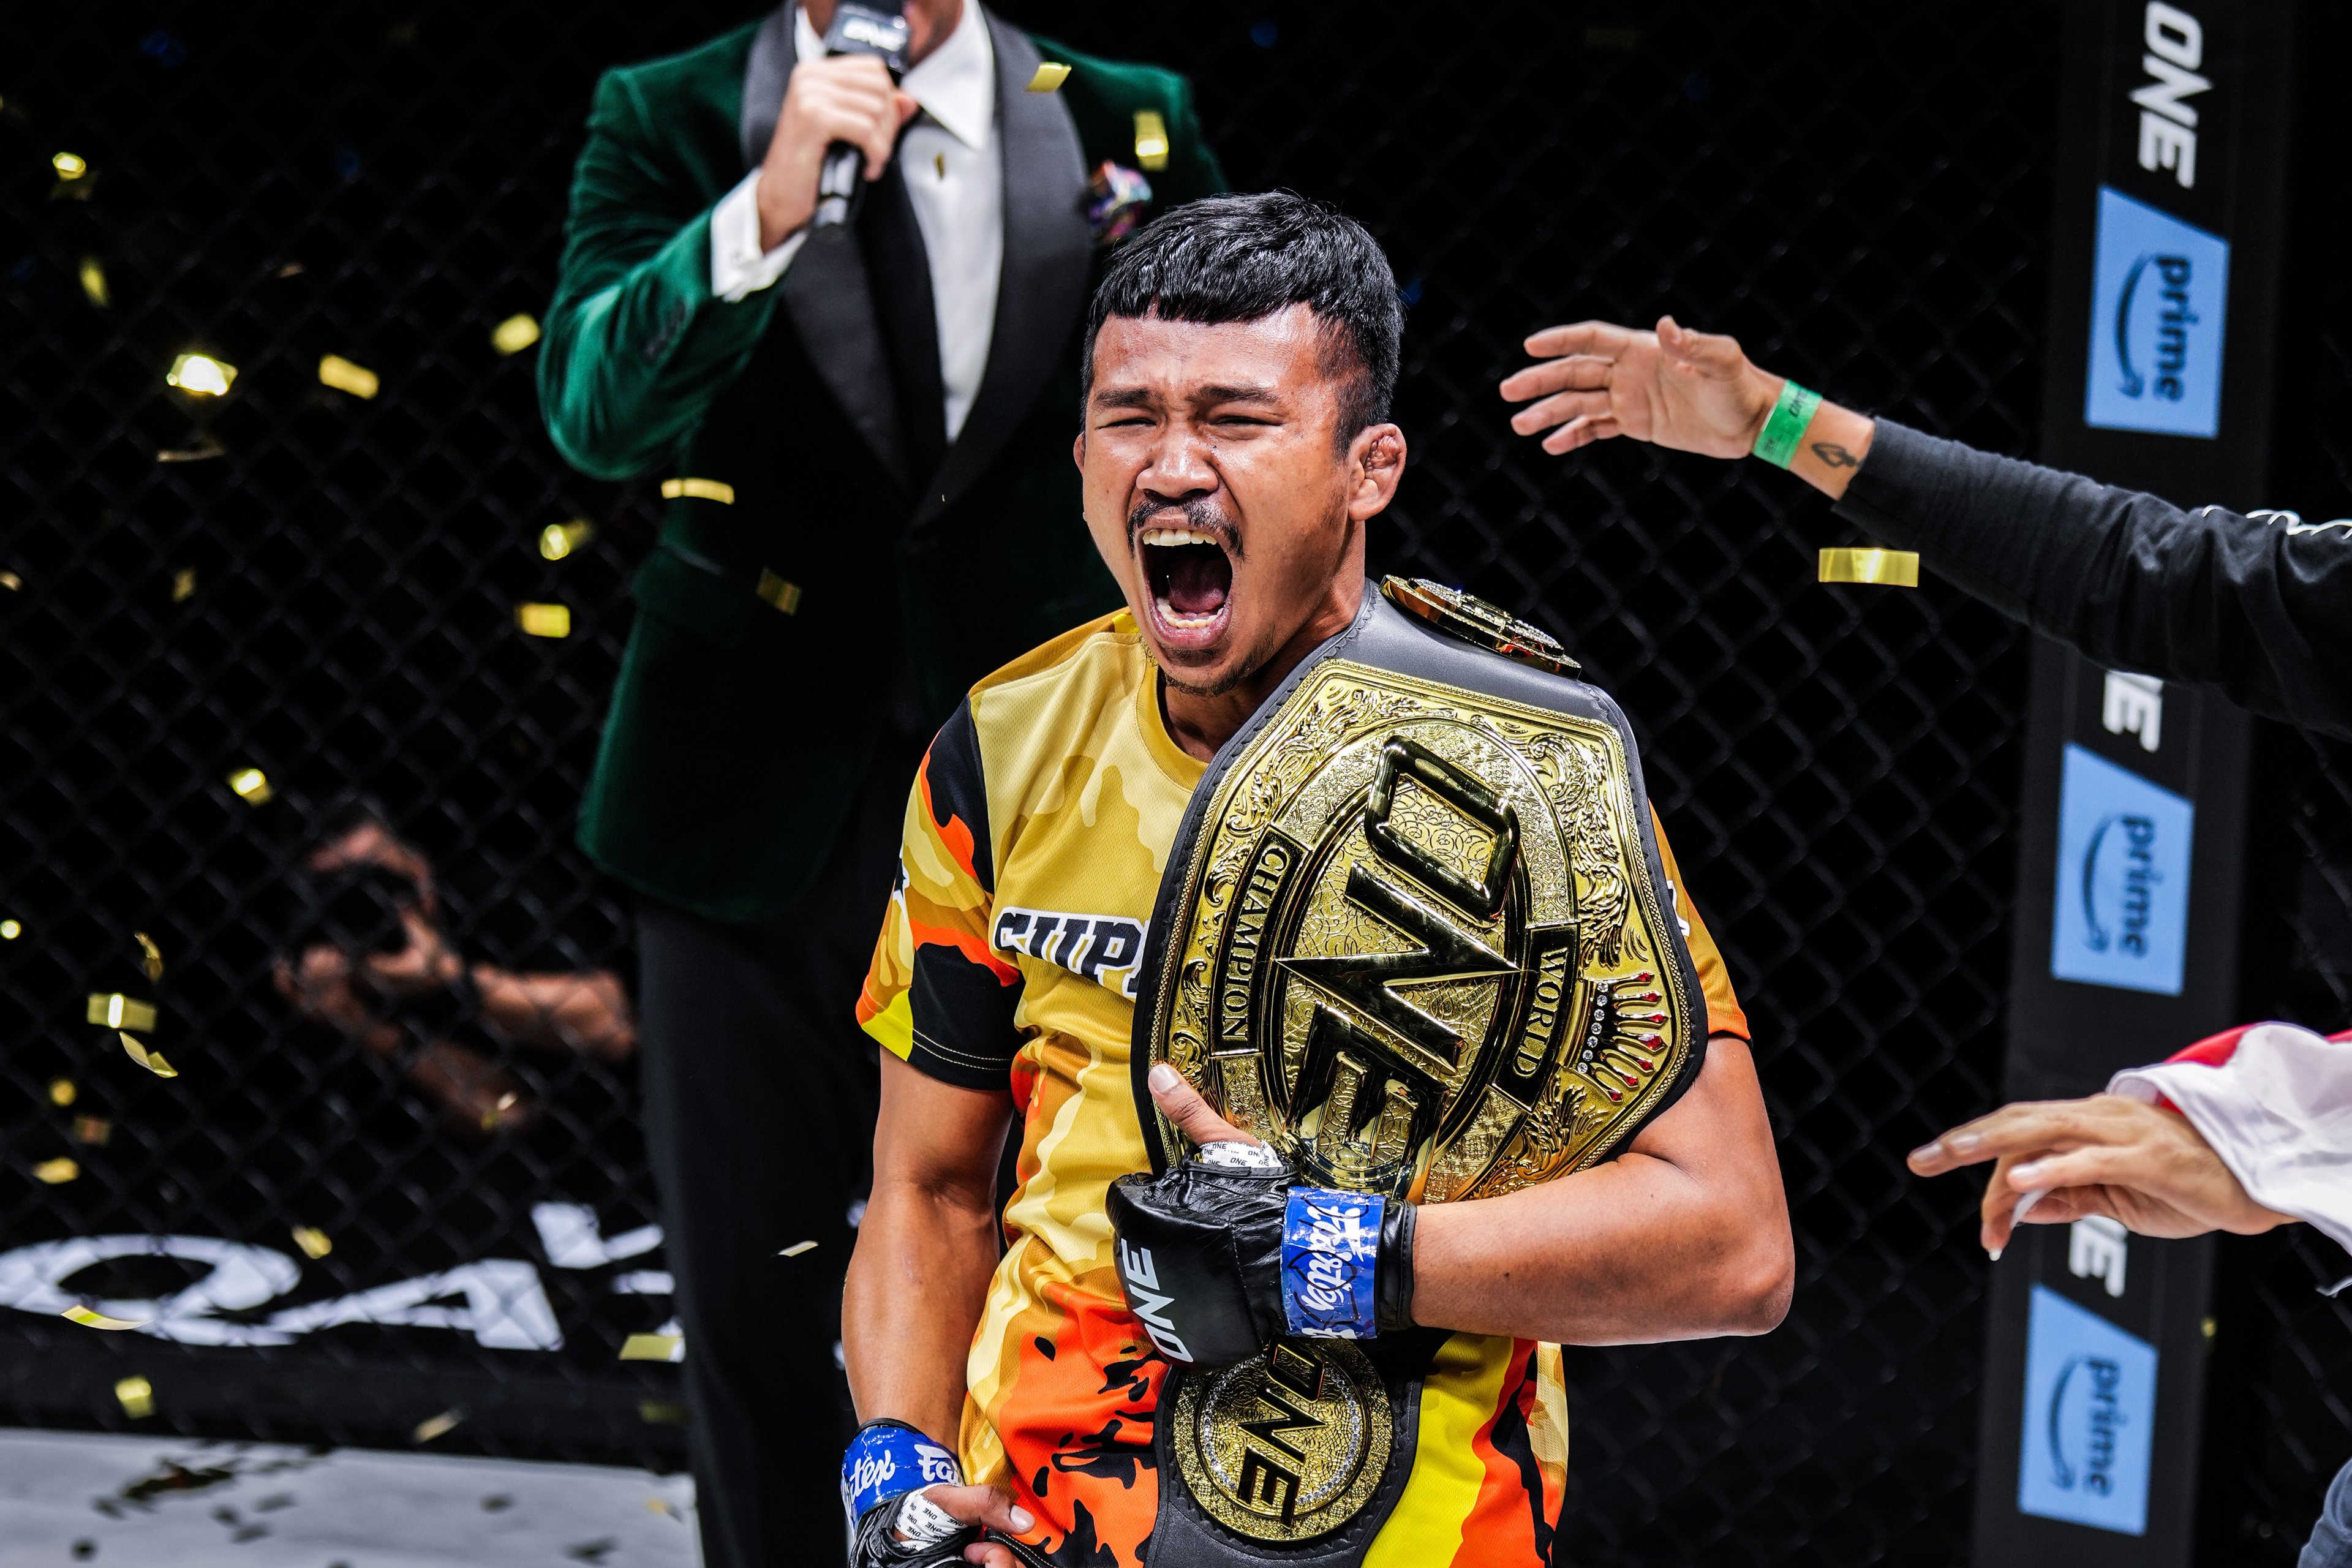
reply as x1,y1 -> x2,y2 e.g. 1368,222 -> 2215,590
1130,579 -> 1707,1567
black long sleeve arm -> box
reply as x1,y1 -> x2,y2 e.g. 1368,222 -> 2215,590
1833,420 -> 2352,739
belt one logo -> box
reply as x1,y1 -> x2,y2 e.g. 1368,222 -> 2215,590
2080,813 -> 2160,956
2047,1355 -> 2128,1496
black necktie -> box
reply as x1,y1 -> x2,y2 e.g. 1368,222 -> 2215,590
859,147 -> 948,488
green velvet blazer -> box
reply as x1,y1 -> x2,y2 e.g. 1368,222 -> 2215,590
540,8 -> 1226,923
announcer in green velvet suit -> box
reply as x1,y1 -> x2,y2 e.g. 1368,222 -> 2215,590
538,4 -> 1223,1561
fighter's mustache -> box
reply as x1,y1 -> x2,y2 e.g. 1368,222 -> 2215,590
1126,494 -> 1243,559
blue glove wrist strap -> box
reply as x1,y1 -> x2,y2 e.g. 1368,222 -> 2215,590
1282,1187 -> 1385,1339
840,1420 -> 962,1529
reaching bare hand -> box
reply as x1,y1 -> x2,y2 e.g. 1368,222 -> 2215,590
1907,1093 -> 2293,1256
1500,315 -> 1781,458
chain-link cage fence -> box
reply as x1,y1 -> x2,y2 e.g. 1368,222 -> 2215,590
4,0 -> 2346,1562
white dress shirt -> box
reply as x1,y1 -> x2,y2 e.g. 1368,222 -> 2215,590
710,2 -> 1003,444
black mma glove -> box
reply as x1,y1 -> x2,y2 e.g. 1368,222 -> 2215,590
1107,1140 -> 1417,1369
842,1419 -> 973,1568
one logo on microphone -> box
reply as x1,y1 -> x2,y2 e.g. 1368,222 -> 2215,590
2051,744 -> 2193,996
2084,186 -> 2230,439
2018,1286 -> 2157,1534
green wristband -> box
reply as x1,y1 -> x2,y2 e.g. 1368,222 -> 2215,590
1751,379 -> 1822,469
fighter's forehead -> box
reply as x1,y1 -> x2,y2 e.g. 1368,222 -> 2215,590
1087,304 -> 1328,404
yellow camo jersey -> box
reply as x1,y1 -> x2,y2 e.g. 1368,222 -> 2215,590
859,609 -> 1749,1568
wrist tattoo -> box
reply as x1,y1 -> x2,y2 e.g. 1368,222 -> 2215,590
1810,441 -> 1859,470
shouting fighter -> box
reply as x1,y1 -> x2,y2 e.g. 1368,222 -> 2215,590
841,193 -> 1793,1568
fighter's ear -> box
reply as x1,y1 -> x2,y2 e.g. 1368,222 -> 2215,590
1347,423 -> 1407,521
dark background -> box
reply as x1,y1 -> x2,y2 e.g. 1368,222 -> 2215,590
3,1 -> 2348,1563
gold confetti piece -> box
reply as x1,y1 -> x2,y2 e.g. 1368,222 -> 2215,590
639,1401 -> 688,1426
777,1239 -> 818,1258
1133,109 -> 1169,171
166,353 -> 236,396
1026,61 -> 1071,92
516,603 -> 571,639
660,477 -> 734,505
48,1078 -> 74,1106
491,314 -> 541,355
63,1305 -> 147,1330
172,568 -> 197,602
291,1226 -> 333,1259
134,931 -> 164,982
274,261 -> 305,279
88,993 -> 159,1032
0,573 -> 17,590
413,1410 -> 462,1443
317,355 -> 380,399
1817,546 -> 1921,587
34,1158 -> 79,1184
72,1116 -> 111,1146
157,436 -> 225,464
52,151 -> 88,180
2,919 -> 21,940
754,571 -> 803,615
538,519 -> 594,560
121,1032 -> 177,1079
115,1376 -> 155,1418
620,1333 -> 684,1363
79,257 -> 110,307
227,767 -> 273,804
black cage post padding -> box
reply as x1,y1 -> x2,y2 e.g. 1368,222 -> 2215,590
2,2 -> 2346,1562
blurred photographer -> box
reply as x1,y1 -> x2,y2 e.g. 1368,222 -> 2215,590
274,807 -> 636,1137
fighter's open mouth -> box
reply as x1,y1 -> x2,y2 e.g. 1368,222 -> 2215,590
1140,526 -> 1234,643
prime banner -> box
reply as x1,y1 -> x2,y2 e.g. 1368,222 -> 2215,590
1972,1 -> 2301,1563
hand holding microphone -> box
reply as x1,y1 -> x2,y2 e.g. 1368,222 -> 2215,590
755,3 -> 918,249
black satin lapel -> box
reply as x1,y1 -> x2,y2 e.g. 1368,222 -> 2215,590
739,4 -> 793,169
783,228 -> 911,483
748,4 -> 909,482
862,159 -> 948,483
910,13 -> 1090,524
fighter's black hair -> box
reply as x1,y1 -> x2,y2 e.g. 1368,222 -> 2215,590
1082,191 -> 1403,448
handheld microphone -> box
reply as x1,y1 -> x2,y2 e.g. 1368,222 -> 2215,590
812,0 -> 913,230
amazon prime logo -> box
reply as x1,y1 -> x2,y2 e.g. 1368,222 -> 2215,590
2051,744 -> 2193,996
2018,1286 -> 2157,1534
2084,186 -> 2229,439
